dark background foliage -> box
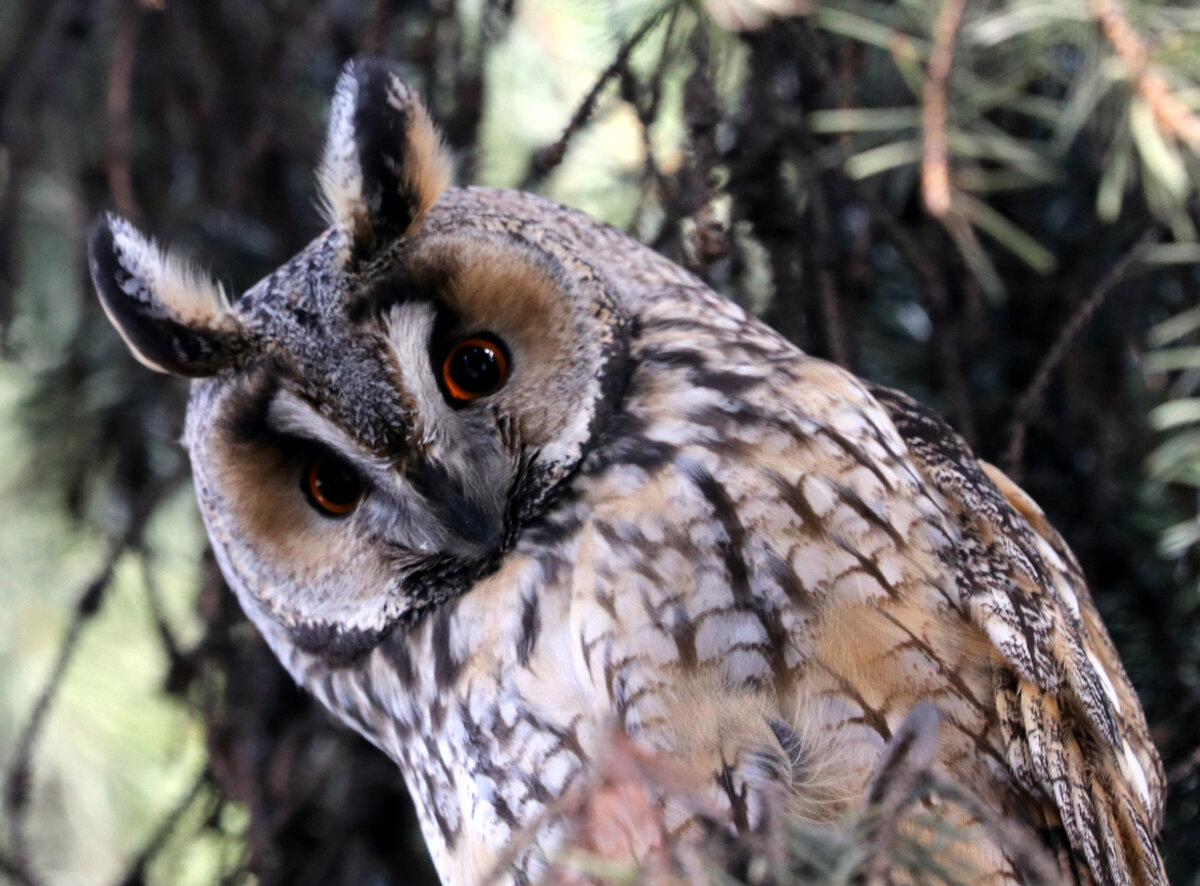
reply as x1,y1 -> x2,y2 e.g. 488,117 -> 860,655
1,1 -> 1198,884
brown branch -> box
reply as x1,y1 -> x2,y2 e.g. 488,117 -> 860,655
921,0 -> 965,219
855,185 -> 978,446
1090,0 -> 1200,151
1003,225 -> 1162,476
806,172 -> 850,367
105,0 -> 141,221
236,0 -> 349,202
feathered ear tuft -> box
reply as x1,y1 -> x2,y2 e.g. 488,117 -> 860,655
317,58 -> 452,254
88,214 -> 249,377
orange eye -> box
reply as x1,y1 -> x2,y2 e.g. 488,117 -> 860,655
442,335 -> 509,402
304,456 -> 362,516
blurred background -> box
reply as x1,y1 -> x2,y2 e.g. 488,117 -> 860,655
1,0 -> 1200,883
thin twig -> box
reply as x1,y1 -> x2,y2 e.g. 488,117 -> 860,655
630,4 -> 682,237
3,541 -> 126,880
1090,0 -> 1200,151
236,0 -> 351,201
139,554 -> 183,670
921,0 -> 965,219
105,0 -> 141,221
810,179 -> 850,368
1003,226 -> 1162,475
362,0 -> 397,54
521,2 -> 679,189
854,185 -> 978,445
113,768 -> 210,886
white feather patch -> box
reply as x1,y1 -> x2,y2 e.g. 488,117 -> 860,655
108,214 -> 230,327
316,65 -> 365,232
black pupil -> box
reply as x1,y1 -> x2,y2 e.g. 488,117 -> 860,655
313,458 -> 360,507
450,343 -> 501,393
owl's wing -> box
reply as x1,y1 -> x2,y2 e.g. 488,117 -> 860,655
868,385 -> 1166,886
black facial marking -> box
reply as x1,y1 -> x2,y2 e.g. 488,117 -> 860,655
291,619 -> 389,667
222,375 -> 280,446
348,261 -> 443,325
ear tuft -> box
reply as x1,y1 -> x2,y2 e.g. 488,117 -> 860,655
88,214 -> 249,377
317,58 -> 451,253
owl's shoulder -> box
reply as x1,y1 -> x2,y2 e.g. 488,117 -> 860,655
867,384 -> 1166,885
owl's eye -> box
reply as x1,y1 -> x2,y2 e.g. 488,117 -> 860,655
442,335 -> 509,402
304,456 -> 362,516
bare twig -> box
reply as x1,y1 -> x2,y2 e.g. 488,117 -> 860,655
921,0 -> 965,219
105,0 -> 141,221
1003,226 -> 1162,475
113,768 -> 210,886
3,541 -> 126,881
853,185 -> 978,445
1090,0 -> 1200,151
139,555 -> 183,671
630,4 -> 682,236
800,166 -> 850,367
522,2 -> 679,189
236,0 -> 351,201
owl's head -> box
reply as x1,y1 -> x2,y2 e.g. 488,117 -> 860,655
88,59 -> 631,661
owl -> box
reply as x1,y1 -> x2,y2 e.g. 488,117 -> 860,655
88,59 -> 1165,886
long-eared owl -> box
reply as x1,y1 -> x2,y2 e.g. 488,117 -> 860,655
88,59 -> 1166,886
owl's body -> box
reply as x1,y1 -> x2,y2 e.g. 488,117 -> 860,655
91,62 -> 1165,886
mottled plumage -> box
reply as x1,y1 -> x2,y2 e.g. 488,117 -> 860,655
88,59 -> 1165,886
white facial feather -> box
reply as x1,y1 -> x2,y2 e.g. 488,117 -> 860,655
268,390 -> 393,474
383,301 -> 441,446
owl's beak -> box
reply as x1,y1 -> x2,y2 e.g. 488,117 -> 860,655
406,459 -> 505,552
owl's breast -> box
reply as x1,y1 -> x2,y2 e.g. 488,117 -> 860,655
527,302 -> 1038,866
